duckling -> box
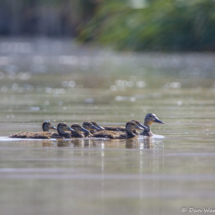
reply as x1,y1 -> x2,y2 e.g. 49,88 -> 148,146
140,113 -> 164,137
131,120 -> 147,134
9,122 -> 57,139
92,121 -> 144,139
56,122 -> 75,138
82,121 -> 100,136
70,123 -> 91,138
91,121 -> 105,131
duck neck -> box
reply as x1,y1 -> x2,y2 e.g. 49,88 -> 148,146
84,130 -> 91,136
144,121 -> 152,132
57,128 -> 70,138
126,129 -> 136,138
143,121 -> 153,136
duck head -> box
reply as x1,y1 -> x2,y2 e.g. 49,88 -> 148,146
82,121 -> 100,131
71,123 -> 90,134
144,113 -> 164,127
126,121 -> 144,135
57,122 -> 75,136
42,122 -> 57,132
131,120 -> 147,130
91,121 -> 105,130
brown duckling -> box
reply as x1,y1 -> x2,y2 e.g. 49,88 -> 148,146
56,122 -> 75,139
9,122 -> 57,139
70,123 -> 91,138
91,121 -> 105,131
140,113 -> 164,137
92,121 -> 144,139
82,121 -> 100,136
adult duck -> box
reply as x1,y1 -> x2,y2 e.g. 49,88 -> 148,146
140,113 -> 164,137
92,121 -> 144,139
9,122 -> 57,139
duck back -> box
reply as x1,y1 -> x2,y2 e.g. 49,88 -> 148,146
10,131 -> 53,139
92,130 -> 129,139
103,126 -> 126,132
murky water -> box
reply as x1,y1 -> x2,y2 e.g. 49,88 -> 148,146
0,38 -> 215,215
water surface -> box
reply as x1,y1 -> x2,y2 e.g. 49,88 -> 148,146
0,38 -> 215,215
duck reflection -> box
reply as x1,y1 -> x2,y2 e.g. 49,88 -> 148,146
125,139 -> 148,149
125,139 -> 138,149
57,139 -> 72,147
83,139 -> 92,147
70,139 -> 92,147
42,141 -> 55,147
125,137 -> 163,149
142,138 -> 152,149
56,139 -> 95,148
54,137 -> 163,149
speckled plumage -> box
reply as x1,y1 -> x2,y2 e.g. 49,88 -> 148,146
9,122 -> 57,139
103,126 -> 126,132
92,121 -> 144,139
70,123 -> 90,138
82,121 -> 100,136
10,132 -> 52,139
100,120 -> 145,132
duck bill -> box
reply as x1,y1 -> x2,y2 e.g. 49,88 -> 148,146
136,125 -> 144,130
138,123 -> 147,130
81,127 -> 90,133
68,127 -> 75,132
97,125 -> 105,130
154,118 -> 164,124
51,126 -> 57,130
92,125 -> 100,130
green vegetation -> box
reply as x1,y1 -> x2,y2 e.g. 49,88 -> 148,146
78,0 -> 215,51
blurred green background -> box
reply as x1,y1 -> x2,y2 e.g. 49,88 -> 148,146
1,0 -> 215,51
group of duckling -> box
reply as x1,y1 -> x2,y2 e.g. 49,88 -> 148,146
10,113 -> 164,140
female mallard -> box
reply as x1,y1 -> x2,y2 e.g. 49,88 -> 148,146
92,121 -> 144,139
82,121 -> 100,136
56,122 -> 75,139
9,122 -> 57,139
70,123 -> 91,138
140,113 -> 164,137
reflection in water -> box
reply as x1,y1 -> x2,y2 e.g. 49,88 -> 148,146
125,139 -> 138,149
143,138 -> 151,149
40,136 -> 165,214
72,139 -> 83,147
54,137 -> 164,149
1,136 -> 215,214
57,140 -> 72,147
42,141 -> 55,147
125,137 -> 152,149
126,137 -> 164,149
